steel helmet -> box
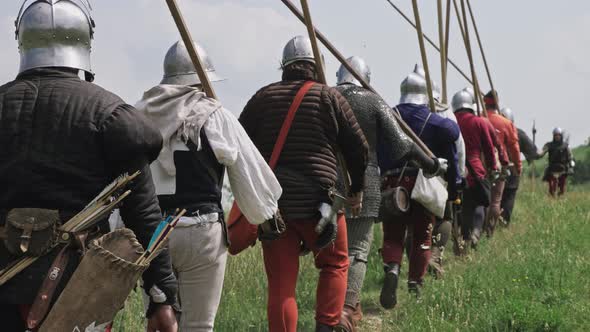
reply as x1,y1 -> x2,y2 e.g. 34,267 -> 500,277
552,127 -> 563,136
451,88 -> 476,113
500,107 -> 514,123
161,40 -> 224,86
281,35 -> 315,67
16,0 -> 95,81
336,56 -> 370,86
399,64 -> 428,105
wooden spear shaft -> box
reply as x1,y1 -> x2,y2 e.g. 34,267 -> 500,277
452,0 -> 486,117
383,0 -> 472,85
299,0 -> 327,85
411,0 -> 437,114
466,0 -> 500,111
437,0 -> 448,104
280,0 -> 434,158
165,0 -> 217,99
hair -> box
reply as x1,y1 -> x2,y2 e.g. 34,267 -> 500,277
281,61 -> 318,81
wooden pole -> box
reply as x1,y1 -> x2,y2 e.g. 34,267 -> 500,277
411,0 -> 437,114
383,0 -> 472,85
452,0 -> 487,117
165,0 -> 217,99
280,0 -> 435,158
466,0 -> 500,111
437,0 -> 448,104
299,0 -> 327,84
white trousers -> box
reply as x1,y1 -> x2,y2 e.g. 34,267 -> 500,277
169,220 -> 228,332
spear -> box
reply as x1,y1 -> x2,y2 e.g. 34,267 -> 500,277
465,0 -> 500,111
383,0 -> 472,85
280,0 -> 435,158
532,120 -> 537,190
411,0 -> 437,114
298,0 -> 351,193
165,0 -> 217,99
437,0 -> 448,103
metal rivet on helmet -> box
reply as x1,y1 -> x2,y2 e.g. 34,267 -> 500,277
336,56 -> 371,87
161,40 -> 224,86
15,0 -> 95,79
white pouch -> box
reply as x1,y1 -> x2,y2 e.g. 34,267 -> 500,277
411,169 -> 448,218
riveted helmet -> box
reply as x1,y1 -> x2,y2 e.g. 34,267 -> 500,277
15,0 -> 95,81
281,35 -> 315,67
451,88 -> 476,113
161,40 -> 224,86
500,107 -> 514,123
336,56 -> 370,86
399,64 -> 428,105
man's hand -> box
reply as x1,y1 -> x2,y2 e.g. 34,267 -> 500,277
147,305 -> 177,332
258,212 -> 286,241
425,158 -> 448,178
348,192 -> 363,217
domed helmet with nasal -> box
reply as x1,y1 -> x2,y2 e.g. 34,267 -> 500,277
552,127 -> 563,142
399,64 -> 428,105
281,35 -> 315,68
451,88 -> 476,113
336,56 -> 371,86
15,0 -> 96,81
161,40 -> 224,86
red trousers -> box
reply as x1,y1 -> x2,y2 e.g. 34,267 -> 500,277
381,175 -> 434,282
262,215 -> 349,331
548,174 -> 567,196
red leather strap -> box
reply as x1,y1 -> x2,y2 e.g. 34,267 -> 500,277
268,81 -> 315,169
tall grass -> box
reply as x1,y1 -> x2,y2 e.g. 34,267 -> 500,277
113,180 -> 590,331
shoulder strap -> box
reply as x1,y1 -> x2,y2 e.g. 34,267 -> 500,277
268,81 -> 315,169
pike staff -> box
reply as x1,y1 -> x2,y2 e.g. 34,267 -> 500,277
410,0 -> 437,114
437,0 -> 448,103
383,0 -> 472,85
452,0 -> 487,117
280,0 -> 435,158
165,0 -> 217,99
466,0 -> 500,111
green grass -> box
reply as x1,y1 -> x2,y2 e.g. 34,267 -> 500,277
113,179 -> 590,331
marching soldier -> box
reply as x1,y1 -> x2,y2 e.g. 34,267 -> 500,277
379,65 -> 454,307
499,107 -> 522,224
136,40 -> 283,331
0,1 -> 178,331
240,36 -> 369,332
540,128 -> 573,196
484,91 -> 522,232
452,88 -> 498,249
333,57 -> 443,331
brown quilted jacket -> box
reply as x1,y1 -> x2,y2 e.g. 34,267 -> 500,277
239,65 -> 368,221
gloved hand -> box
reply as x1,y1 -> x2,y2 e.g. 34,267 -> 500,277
315,203 -> 338,249
258,211 -> 286,241
425,158 -> 448,178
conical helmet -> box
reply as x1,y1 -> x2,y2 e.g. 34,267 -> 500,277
16,0 -> 95,80
336,56 -> 370,86
161,40 -> 224,86
281,35 -> 315,67
451,88 -> 476,113
399,64 -> 428,105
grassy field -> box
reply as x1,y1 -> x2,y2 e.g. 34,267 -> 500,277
113,179 -> 590,331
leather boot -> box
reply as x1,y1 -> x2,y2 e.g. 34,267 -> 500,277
428,246 -> 444,279
379,263 -> 400,309
335,305 -> 356,332
316,322 -> 335,332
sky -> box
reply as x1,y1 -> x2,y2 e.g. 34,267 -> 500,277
1,0 -> 589,146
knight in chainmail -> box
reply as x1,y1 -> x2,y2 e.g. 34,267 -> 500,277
333,57 -> 442,332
